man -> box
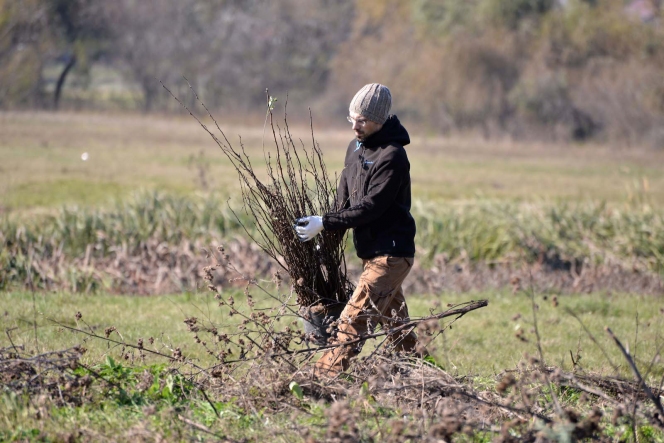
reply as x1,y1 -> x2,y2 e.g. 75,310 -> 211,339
294,83 -> 418,377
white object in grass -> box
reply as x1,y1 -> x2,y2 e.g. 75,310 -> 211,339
81,152 -> 89,161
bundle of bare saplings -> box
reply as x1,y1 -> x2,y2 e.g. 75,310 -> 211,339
165,84 -> 353,345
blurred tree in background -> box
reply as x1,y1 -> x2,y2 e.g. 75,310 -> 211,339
0,0 -> 52,107
99,0 -> 353,112
0,0 -> 109,108
327,0 -> 664,145
1,0 -> 663,146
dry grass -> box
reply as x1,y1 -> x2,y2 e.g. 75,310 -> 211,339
3,191 -> 663,296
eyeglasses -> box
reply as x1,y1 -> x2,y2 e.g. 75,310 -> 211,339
347,116 -> 368,127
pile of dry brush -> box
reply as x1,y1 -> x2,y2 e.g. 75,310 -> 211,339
4,231 -> 664,296
194,247 -> 664,441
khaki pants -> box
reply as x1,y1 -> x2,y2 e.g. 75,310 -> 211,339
315,256 -> 417,376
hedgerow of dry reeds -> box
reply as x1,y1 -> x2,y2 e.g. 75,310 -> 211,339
2,193 -> 663,296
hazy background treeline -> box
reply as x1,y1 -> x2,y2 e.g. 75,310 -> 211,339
2,0 -> 664,145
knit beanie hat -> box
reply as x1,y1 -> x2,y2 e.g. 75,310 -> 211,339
349,83 -> 392,124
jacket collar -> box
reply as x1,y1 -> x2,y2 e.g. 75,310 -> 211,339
359,115 -> 410,149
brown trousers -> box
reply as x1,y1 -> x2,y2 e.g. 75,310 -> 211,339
315,255 -> 417,376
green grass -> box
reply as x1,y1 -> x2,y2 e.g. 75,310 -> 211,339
0,360 -> 300,441
411,290 -> 664,380
1,292 -> 217,367
4,179 -> 132,209
2,289 -> 662,381
2,289 -> 663,441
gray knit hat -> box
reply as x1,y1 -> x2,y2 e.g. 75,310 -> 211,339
349,83 -> 392,125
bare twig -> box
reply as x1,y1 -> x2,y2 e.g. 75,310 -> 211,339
162,78 -> 352,308
565,308 -> 620,374
47,318 -> 208,372
606,326 -> 664,427
222,300 -> 489,363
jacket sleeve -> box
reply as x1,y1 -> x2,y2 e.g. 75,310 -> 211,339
334,169 -> 350,212
323,149 -> 406,231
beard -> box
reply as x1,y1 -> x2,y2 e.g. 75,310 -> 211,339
353,120 -> 381,142
355,129 -> 373,142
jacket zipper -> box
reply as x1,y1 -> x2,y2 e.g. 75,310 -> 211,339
355,144 -> 366,201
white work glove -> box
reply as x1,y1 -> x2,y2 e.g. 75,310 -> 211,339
294,215 -> 323,242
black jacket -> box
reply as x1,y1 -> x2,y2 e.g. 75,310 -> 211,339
322,115 -> 416,259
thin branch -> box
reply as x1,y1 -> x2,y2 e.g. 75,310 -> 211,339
565,307 -> 620,374
48,318 -> 207,372
605,326 -> 664,426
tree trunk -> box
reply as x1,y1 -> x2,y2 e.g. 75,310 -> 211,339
53,55 -> 76,110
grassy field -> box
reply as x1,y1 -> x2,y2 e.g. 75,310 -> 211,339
2,111 -> 664,212
2,111 -> 664,441
2,288 -> 663,441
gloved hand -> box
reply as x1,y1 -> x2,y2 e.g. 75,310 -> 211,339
294,215 -> 323,242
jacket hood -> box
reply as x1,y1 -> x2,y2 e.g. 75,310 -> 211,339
361,115 -> 410,149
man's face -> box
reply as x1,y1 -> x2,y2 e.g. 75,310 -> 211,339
349,111 -> 383,142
